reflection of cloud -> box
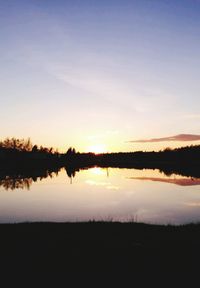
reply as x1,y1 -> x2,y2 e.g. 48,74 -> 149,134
106,185 -> 119,190
130,177 -> 200,186
85,180 -> 109,186
185,202 -> 200,207
128,134 -> 200,143
85,180 -> 119,190
89,167 -> 106,176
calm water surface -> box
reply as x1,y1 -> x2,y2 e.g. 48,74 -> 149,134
0,167 -> 200,224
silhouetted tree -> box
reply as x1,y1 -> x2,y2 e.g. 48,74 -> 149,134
32,145 -> 38,153
66,147 -> 76,156
0,137 -> 33,151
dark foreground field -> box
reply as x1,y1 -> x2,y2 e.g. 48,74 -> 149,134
0,222 -> 200,283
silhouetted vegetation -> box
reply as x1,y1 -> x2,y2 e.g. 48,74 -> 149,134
1,221 -> 200,280
0,137 -> 62,169
0,139 -> 200,281
63,145 -> 200,178
0,137 -> 33,151
0,138 -> 200,184
0,166 -> 61,190
0,138 -> 63,189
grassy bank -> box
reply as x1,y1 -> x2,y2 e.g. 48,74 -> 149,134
0,221 -> 200,277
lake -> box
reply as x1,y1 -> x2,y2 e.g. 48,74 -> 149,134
0,167 -> 200,224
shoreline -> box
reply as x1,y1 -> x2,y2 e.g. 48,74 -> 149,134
1,221 -> 200,274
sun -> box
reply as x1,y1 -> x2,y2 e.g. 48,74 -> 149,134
87,144 -> 107,154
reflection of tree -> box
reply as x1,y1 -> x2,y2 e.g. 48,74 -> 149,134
0,168 -> 61,191
64,165 -> 96,179
1,142 -> 200,190
129,177 -> 200,186
65,166 -> 77,178
0,177 -> 33,190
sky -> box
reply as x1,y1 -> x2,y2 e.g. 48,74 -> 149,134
1,0 -> 200,152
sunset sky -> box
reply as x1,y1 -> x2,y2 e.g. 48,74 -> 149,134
1,0 -> 200,152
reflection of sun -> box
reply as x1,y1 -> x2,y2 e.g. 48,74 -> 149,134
90,167 -> 106,176
87,144 -> 106,154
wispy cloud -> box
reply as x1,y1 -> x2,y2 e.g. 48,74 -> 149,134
182,114 -> 200,120
128,134 -> 200,143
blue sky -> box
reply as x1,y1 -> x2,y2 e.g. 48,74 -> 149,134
1,0 -> 200,152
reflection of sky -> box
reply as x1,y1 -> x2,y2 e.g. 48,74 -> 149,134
0,1 -> 200,151
0,167 -> 200,224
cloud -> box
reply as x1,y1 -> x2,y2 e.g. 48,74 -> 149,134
128,134 -> 200,143
182,114 -> 200,119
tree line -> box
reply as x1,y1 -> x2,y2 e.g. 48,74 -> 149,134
0,137 -> 59,155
